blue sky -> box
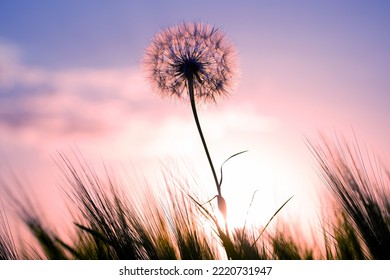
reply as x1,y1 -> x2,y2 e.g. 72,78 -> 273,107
1,0 -> 390,230
2,1 -> 389,68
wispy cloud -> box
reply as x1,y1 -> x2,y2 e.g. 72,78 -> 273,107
0,40 -> 278,154
0,42 -> 154,140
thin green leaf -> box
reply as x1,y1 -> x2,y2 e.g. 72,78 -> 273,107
219,150 -> 249,189
252,196 -> 293,247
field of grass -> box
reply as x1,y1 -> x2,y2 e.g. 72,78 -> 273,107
1,136 -> 389,260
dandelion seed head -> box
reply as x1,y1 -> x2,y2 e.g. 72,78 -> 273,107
143,22 -> 238,103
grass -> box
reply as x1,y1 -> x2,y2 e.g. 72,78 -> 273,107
309,134 -> 390,259
0,136 -> 389,260
0,204 -> 18,260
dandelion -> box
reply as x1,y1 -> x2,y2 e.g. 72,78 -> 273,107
143,22 -> 237,103
143,22 -> 237,221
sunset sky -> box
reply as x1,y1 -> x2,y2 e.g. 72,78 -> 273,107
1,1 -> 389,231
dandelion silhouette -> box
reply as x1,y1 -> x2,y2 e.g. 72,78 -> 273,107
143,22 -> 237,222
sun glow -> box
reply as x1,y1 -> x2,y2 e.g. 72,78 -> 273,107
209,149 -> 317,233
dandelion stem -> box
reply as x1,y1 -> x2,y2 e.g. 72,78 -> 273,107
187,77 -> 221,195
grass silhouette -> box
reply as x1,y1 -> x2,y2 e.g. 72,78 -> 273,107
0,204 -> 18,260
309,134 -> 390,259
0,135 -> 389,260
